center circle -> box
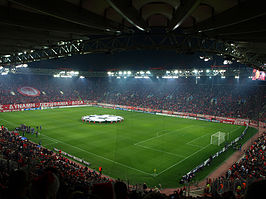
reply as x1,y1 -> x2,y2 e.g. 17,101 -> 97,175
81,115 -> 124,123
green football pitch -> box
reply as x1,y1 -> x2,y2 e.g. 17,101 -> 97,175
0,106 -> 257,188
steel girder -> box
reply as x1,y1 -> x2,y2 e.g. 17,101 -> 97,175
0,34 -> 264,70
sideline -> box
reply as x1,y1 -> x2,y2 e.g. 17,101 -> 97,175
41,134 -> 154,176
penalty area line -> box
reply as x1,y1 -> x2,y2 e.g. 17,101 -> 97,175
135,125 -> 193,145
41,134 -> 154,176
186,133 -> 209,145
186,143 -> 203,148
134,143 -> 186,158
156,144 -> 211,176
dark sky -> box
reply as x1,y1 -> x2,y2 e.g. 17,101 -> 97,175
29,50 -> 245,71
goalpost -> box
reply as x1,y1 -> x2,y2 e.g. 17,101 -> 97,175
210,132 -> 226,146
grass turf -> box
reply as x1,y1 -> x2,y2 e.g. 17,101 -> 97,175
0,106 -> 257,188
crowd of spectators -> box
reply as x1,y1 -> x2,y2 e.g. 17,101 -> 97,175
0,74 -> 265,121
0,127 -> 110,199
204,132 -> 265,198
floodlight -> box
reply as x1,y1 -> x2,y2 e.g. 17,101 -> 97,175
118,71 -> 122,75
223,60 -> 231,64
221,76 -> 226,79
15,64 -> 28,68
235,76 -> 239,79
61,75 -> 72,78
162,76 -> 172,79
206,69 -> 210,73
127,71 -> 131,75
80,76 -> 85,79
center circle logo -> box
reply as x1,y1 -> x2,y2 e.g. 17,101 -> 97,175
81,115 -> 124,123
17,87 -> 40,97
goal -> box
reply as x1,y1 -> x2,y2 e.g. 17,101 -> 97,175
210,132 -> 226,146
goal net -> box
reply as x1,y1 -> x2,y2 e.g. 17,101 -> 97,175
211,132 -> 226,146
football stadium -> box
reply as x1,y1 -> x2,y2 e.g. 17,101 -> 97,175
0,1 -> 265,199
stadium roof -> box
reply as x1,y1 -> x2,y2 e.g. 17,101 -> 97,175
0,0 -> 265,70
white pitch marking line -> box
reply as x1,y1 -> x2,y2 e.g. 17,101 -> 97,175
42,141 -> 59,147
135,126 -> 192,145
155,126 -> 245,176
134,143 -> 186,158
41,134 -> 154,176
156,129 -> 168,136
227,126 -> 243,134
186,133 -> 209,145
186,143 -> 203,148
156,144 -> 211,176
